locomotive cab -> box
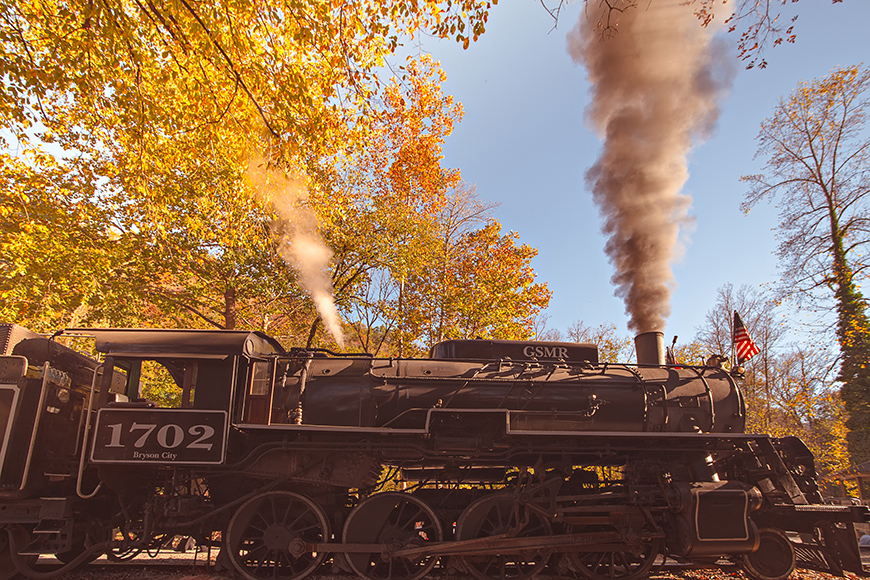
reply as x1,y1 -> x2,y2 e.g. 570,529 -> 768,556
66,328 -> 285,467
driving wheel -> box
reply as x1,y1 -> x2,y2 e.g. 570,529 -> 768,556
343,492 -> 443,580
226,491 -> 329,580
455,492 -> 552,580
569,536 -> 662,580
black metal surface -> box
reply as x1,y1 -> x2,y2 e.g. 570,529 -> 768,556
430,338 -> 599,363
0,323 -> 865,580
297,357 -> 744,434
64,327 -> 285,357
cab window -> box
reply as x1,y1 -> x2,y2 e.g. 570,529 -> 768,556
137,360 -> 187,407
243,360 -> 273,424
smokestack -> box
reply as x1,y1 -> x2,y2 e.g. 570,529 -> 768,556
635,331 -> 664,365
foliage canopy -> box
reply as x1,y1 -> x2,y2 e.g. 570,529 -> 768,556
0,0 -> 553,357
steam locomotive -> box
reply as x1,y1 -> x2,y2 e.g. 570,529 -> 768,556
0,322 -> 866,580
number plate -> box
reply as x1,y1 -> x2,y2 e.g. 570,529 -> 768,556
91,408 -> 227,464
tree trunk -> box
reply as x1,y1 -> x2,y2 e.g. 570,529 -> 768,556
224,285 -> 236,330
829,198 -> 870,463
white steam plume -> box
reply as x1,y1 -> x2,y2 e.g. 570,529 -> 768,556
248,161 -> 345,347
568,0 -> 734,333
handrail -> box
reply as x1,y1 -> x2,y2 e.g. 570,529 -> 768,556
19,362 -> 52,492
76,365 -> 102,499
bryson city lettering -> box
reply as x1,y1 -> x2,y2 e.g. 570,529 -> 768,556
131,451 -> 178,461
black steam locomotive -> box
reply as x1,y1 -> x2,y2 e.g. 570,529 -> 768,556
0,322 -> 866,580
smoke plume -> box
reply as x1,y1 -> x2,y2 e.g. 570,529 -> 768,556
568,0 -> 734,332
248,161 -> 345,347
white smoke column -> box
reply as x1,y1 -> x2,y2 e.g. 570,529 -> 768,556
568,0 -> 733,333
248,161 -> 345,347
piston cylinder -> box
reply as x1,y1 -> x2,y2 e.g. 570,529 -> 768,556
667,481 -> 762,557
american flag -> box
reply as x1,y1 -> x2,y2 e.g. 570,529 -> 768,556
733,311 -> 760,364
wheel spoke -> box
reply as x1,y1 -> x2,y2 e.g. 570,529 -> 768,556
253,512 -> 270,531
281,498 -> 295,525
291,522 -> 322,535
246,542 -> 268,559
484,555 -> 498,574
494,503 -> 504,531
343,492 -> 443,580
253,550 -> 267,572
397,505 -> 425,529
591,552 -> 605,575
394,499 -> 407,525
285,510 -> 309,532
269,497 -> 278,525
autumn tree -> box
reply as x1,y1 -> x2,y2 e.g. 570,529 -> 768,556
693,284 -> 850,480
401,183 -> 496,348
332,188 -> 551,356
694,284 -> 790,433
532,318 -> 701,365
765,345 -> 850,479
0,0 -> 551,361
564,321 -> 634,363
342,185 -> 552,356
0,150 -> 122,331
309,55 -> 464,353
530,318 -> 636,363
405,218 -> 552,348
670,339 -> 709,367
742,65 -> 870,462
1,113 -> 310,333
0,0 -> 496,335
531,314 -> 563,342
686,0 -> 846,68
695,284 -> 780,359
0,0 -> 495,164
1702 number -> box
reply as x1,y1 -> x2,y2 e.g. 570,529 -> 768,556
103,422 -> 216,451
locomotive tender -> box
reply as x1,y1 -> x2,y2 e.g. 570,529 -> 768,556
0,322 -> 866,580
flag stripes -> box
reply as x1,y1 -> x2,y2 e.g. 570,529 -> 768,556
733,311 -> 760,364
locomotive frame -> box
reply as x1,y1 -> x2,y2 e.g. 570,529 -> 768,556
0,322 -> 867,580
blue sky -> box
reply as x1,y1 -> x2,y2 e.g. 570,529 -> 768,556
415,0 -> 870,343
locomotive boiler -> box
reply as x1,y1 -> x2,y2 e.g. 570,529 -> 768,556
0,323 -> 866,580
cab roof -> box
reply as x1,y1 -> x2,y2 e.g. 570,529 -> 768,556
64,328 -> 285,358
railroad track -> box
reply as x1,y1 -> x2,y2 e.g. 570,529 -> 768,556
28,555 -> 869,580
